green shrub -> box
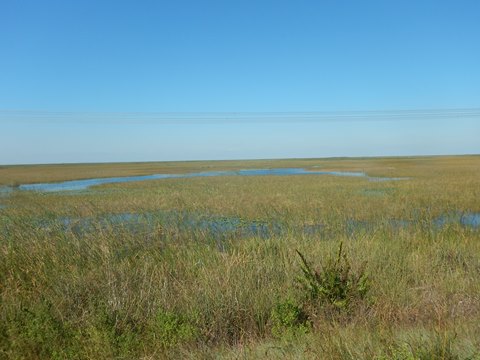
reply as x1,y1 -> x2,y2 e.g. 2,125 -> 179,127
270,299 -> 310,339
149,309 -> 199,349
4,301 -> 76,359
296,242 -> 369,312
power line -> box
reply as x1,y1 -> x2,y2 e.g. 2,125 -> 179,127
1,108 -> 480,124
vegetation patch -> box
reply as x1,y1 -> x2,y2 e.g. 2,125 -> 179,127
296,242 -> 369,315
270,298 -> 310,339
148,309 -> 200,349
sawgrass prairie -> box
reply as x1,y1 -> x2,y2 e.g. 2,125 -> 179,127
1,155 -> 480,359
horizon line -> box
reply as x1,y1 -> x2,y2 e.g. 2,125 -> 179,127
2,153 -> 479,167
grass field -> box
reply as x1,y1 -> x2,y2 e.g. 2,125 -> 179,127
1,155 -> 480,359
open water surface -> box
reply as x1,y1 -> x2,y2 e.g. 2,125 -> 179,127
18,168 -> 408,192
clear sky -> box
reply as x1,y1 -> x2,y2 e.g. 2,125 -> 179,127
1,0 -> 479,164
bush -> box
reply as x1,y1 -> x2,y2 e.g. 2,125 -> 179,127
3,300 -> 76,359
149,309 -> 199,349
270,299 -> 310,339
296,242 -> 369,312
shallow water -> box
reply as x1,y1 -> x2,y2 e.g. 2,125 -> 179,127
461,213 -> 480,227
435,212 -> 480,228
0,188 -> 9,210
18,168 -> 407,192
0,186 -> 12,197
28,210 -> 480,244
48,211 -> 288,240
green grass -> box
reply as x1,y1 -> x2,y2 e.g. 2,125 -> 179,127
1,155 -> 480,359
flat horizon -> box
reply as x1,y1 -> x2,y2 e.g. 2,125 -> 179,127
2,152 -> 479,167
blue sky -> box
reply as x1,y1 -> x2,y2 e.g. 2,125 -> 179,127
1,0 -> 479,164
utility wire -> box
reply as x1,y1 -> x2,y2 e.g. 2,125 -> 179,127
1,108 -> 480,124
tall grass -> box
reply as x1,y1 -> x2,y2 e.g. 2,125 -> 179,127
1,156 -> 480,358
